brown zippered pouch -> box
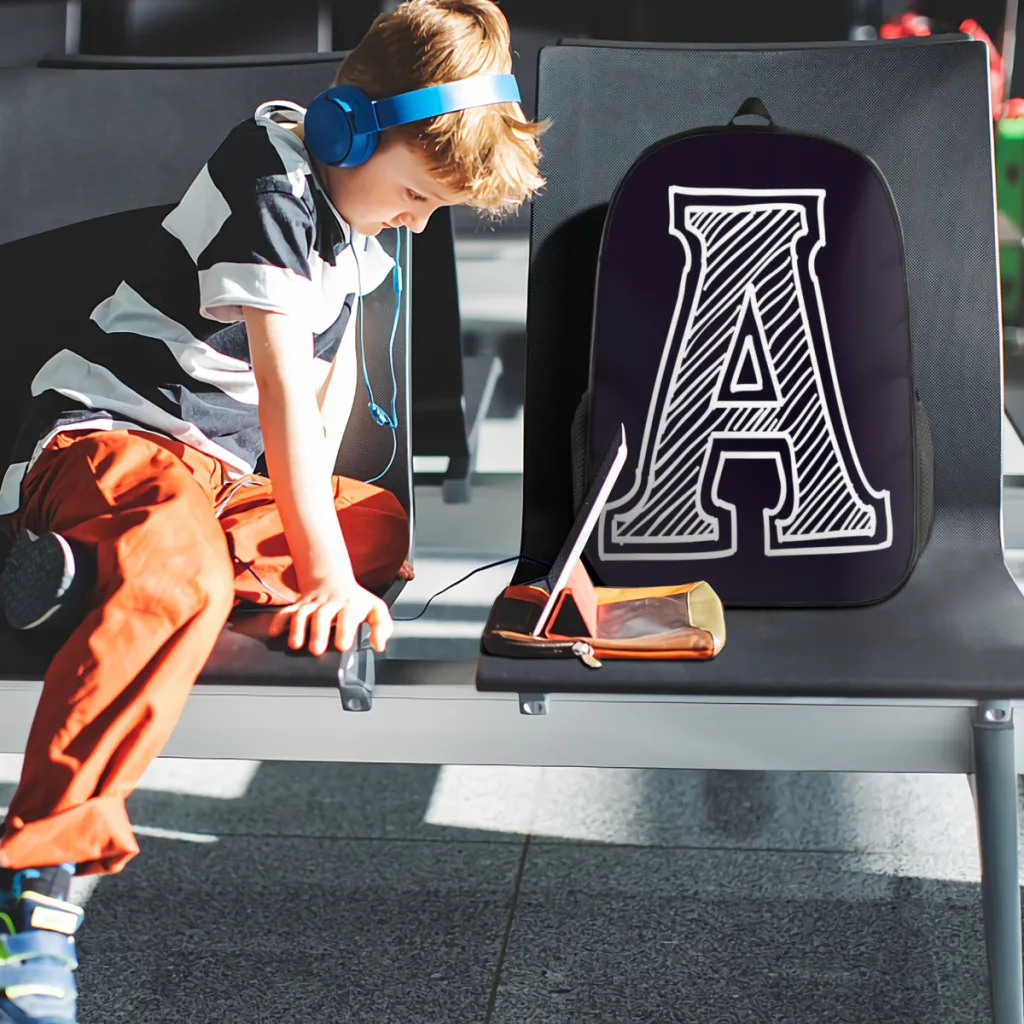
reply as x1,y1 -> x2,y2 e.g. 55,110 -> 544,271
482,559 -> 726,668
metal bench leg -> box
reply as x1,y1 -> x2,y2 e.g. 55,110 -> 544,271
442,453 -> 472,504
973,700 -> 1024,1024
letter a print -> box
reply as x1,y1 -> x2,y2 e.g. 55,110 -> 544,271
599,187 -> 891,561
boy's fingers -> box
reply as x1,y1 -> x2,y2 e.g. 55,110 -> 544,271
272,598 -> 391,654
267,604 -> 298,636
365,600 -> 394,653
288,602 -> 317,649
307,603 -> 336,656
335,607 -> 360,653
333,604 -> 362,652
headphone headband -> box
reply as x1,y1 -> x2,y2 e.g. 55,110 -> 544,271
373,74 -> 521,130
303,71 -> 521,169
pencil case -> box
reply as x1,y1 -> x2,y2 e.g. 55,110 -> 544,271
481,559 -> 725,668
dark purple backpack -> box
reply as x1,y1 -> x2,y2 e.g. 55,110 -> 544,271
573,99 -> 933,607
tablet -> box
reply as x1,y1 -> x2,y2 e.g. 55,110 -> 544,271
531,424 -> 627,637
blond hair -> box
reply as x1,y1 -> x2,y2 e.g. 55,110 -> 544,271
333,0 -> 546,217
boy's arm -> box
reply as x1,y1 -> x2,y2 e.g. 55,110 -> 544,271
246,306 -> 352,586
315,303 -> 359,475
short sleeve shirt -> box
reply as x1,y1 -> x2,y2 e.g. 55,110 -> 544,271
0,101 -> 394,515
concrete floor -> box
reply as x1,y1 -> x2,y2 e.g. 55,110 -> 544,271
0,756 -> 1002,1023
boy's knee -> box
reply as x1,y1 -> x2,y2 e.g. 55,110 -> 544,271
172,535 -> 235,619
365,493 -> 410,587
375,487 -> 408,526
372,489 -> 410,556
125,511 -> 235,624
334,480 -> 409,539
191,545 -> 236,618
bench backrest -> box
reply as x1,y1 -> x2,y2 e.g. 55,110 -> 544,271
0,55 -> 415,511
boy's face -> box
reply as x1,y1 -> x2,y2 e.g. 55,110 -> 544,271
323,133 -> 464,237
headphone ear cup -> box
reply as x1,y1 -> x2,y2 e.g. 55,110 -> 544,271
342,128 -> 379,169
304,85 -> 378,168
303,88 -> 354,167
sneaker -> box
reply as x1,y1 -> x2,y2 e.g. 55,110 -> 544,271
0,532 -> 94,633
0,864 -> 82,1024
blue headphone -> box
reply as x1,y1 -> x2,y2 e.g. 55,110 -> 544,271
304,73 -> 521,168
308,72 -> 521,483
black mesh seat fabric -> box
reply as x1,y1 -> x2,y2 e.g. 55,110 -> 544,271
477,36 -> 1024,700
0,59 -> 413,684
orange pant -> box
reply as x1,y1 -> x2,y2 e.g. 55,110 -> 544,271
0,429 -> 408,876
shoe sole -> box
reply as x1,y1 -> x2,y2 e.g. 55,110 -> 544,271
0,992 -> 78,1024
0,531 -> 77,631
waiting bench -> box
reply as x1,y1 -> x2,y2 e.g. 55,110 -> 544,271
2,34 -> 1024,1024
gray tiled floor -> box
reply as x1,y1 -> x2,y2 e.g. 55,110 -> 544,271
493,844 -> 989,1024
529,768 -> 980,858
78,835 -> 523,1024
0,758 -> 1007,1023
122,761 -> 532,845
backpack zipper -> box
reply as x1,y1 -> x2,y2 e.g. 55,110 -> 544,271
572,641 -> 602,669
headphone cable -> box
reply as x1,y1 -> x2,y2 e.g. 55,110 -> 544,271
393,554 -> 551,622
354,227 -> 401,484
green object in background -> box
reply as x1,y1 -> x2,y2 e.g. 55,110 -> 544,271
1001,243 -> 1022,324
997,119 -> 1024,234
997,121 -> 1024,325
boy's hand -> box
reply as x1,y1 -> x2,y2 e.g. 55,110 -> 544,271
267,573 -> 393,656
398,560 -> 415,581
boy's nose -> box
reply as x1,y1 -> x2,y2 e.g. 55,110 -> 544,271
398,210 -> 431,234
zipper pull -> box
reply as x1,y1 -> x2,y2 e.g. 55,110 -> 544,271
572,641 -> 602,669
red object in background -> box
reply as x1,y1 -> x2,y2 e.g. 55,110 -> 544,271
879,11 -> 932,37
880,11 -> 1012,116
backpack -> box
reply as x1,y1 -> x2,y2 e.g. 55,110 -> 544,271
572,98 -> 933,607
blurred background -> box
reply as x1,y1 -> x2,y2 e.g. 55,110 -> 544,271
0,1 -> 1015,79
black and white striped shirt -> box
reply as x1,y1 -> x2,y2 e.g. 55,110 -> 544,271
0,102 -> 394,515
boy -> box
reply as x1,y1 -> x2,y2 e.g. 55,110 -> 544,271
0,1 -> 544,1019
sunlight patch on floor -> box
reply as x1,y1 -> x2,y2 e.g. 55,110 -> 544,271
424,765 -> 542,835
0,754 -> 260,800
423,765 -> 652,844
